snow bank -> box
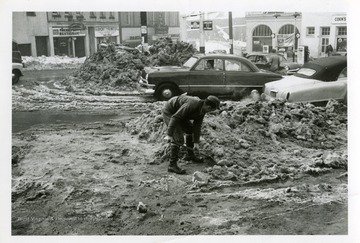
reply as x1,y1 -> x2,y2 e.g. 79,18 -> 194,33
23,55 -> 86,70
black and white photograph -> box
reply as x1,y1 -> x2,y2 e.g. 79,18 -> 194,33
1,0 -> 359,243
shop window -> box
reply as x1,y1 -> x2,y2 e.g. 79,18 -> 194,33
26,12 -> 36,16
336,38 -> 347,52
337,26 -> 347,35
321,27 -> 330,36
18,43 -> 32,56
307,27 -> 315,35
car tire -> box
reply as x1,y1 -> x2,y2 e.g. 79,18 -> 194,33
155,83 -> 179,101
12,70 -> 21,84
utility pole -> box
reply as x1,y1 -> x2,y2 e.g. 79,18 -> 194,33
228,11 -> 233,54
199,12 -> 205,53
140,12 -> 148,47
293,12 -> 300,62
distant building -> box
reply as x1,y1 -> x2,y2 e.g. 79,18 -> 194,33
12,11 -> 181,57
245,12 -> 347,59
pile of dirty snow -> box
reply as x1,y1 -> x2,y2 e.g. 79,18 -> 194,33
23,55 -> 86,70
61,38 -> 198,92
126,99 -> 347,184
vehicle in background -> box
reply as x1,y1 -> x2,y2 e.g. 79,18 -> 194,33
12,40 -> 24,84
139,54 -> 283,101
262,56 -> 347,104
246,52 -> 302,75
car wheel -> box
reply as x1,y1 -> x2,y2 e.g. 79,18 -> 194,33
12,70 -> 21,84
155,83 -> 179,101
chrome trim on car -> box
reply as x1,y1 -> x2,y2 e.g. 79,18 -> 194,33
270,90 -> 278,97
139,77 -> 155,89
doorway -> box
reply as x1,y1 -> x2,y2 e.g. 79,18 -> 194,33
36,36 -> 48,56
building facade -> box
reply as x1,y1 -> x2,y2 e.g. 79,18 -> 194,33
245,12 -> 347,59
12,11 -> 181,57
301,12 -> 347,58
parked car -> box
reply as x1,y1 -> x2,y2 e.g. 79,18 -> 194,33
12,40 -> 24,84
262,56 -> 347,104
138,54 -> 283,101
246,52 -> 302,75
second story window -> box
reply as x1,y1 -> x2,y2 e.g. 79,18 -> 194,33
321,27 -> 330,36
100,12 -> 106,19
90,12 -> 96,18
26,12 -> 36,16
109,12 -> 115,19
337,26 -> 347,35
52,12 -> 61,18
64,12 -> 72,16
76,12 -> 84,20
307,27 -> 315,35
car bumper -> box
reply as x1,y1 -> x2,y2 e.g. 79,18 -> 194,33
138,77 -> 155,95
261,90 -> 287,102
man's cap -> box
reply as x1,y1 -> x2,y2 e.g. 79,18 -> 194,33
206,95 -> 221,109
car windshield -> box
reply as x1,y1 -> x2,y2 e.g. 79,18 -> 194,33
183,57 -> 199,68
294,68 -> 316,77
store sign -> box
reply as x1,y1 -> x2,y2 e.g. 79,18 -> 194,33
53,27 -> 86,37
203,21 -> 213,30
277,34 -> 295,47
95,26 -> 119,37
191,21 -> 200,29
332,16 -> 346,24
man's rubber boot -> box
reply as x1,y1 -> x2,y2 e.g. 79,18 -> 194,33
168,145 -> 186,174
184,134 -> 203,163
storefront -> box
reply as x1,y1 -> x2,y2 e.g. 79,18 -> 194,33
51,26 -> 86,57
94,26 -> 120,50
333,15 -> 347,54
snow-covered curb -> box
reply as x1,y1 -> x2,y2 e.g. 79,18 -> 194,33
23,55 -> 86,71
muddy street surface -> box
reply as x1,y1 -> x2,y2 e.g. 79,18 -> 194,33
11,70 -> 348,236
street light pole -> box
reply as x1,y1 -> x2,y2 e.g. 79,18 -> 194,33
199,12 -> 205,53
229,11 -> 233,54
293,12 -> 301,62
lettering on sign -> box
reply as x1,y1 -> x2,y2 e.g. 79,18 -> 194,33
53,28 -> 85,36
332,16 -> 346,24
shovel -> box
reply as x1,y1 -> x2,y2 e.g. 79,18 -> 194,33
171,141 -> 217,166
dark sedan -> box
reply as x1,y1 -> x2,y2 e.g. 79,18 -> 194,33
246,52 -> 302,75
139,54 -> 283,100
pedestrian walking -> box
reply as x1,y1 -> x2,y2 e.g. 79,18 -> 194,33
326,44 -> 333,57
162,93 -> 220,174
268,49 -> 281,73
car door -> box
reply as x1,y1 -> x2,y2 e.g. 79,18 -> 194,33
187,58 -> 226,96
224,59 -> 270,93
